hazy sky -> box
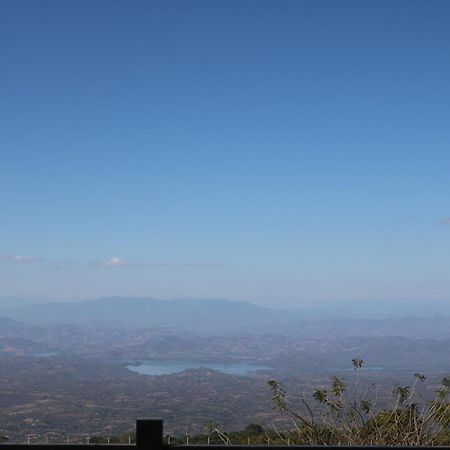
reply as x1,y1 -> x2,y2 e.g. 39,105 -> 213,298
1,0 -> 449,305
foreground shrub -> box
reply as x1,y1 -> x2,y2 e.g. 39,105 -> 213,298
268,360 -> 450,445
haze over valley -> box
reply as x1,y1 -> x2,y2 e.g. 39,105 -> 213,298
2,0 -> 450,444
1,297 -> 449,440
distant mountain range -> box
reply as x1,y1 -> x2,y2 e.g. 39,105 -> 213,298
0,296 -> 449,334
0,297 -> 292,331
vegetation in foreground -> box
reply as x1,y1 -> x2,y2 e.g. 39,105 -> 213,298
87,360 -> 450,446
268,359 -> 450,446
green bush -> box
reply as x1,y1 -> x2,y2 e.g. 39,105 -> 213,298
268,360 -> 450,445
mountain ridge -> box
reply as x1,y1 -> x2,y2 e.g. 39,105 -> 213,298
0,297 -> 291,331
0,296 -> 449,333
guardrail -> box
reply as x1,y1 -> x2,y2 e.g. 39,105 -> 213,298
0,419 -> 445,450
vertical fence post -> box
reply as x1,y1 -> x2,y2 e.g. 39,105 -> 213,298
136,419 -> 163,450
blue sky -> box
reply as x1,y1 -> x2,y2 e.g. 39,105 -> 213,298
1,0 -> 449,305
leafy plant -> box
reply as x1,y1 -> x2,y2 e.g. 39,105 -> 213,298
268,359 -> 450,445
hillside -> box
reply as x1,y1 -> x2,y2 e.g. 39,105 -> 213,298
0,297 -> 294,331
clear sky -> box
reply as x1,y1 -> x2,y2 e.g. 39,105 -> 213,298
1,0 -> 449,306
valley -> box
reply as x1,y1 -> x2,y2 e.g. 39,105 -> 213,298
0,298 -> 449,441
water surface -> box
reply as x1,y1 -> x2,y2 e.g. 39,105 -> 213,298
35,352 -> 58,357
126,360 -> 270,376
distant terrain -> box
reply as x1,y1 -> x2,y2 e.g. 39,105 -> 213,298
1,297 -> 450,330
0,297 -> 449,441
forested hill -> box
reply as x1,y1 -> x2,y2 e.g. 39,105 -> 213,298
0,297 -> 293,331
0,297 -> 449,335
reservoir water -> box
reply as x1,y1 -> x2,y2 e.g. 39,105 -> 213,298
35,352 -> 58,357
126,360 -> 270,376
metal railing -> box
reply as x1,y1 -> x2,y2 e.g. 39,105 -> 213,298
0,419 -> 446,450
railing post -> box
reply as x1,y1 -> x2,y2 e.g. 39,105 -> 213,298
136,419 -> 163,450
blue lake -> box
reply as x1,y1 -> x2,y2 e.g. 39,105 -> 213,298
35,352 -> 58,357
126,360 -> 270,376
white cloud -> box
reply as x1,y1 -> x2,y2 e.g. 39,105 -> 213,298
1,252 -> 225,270
102,256 -> 128,267
183,263 -> 225,267
94,257 -> 170,268
92,257 -> 224,269
0,253 -> 41,264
